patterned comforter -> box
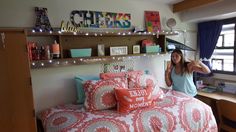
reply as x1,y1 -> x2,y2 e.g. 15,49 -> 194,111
40,89 -> 217,132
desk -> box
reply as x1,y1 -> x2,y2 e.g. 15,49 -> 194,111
196,91 -> 236,124
197,91 -> 236,103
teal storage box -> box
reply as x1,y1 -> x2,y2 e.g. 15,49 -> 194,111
144,45 -> 160,53
70,48 -> 92,57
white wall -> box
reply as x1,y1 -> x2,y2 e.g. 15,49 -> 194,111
0,0 -> 196,112
31,64 -> 102,113
0,0 -> 195,30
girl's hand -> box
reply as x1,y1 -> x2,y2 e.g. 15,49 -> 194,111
165,61 -> 173,87
187,58 -> 210,73
187,59 -> 199,71
166,61 -> 173,73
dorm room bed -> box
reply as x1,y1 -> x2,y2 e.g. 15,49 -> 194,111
39,89 -> 217,132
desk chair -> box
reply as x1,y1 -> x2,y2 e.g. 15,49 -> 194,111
216,100 -> 236,132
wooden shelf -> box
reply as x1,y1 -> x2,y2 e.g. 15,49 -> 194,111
30,52 -> 166,69
27,28 -> 171,69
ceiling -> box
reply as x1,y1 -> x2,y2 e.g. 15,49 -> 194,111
151,0 -> 236,23
131,0 -> 236,22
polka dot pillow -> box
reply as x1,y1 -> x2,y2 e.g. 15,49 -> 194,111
83,77 -> 128,111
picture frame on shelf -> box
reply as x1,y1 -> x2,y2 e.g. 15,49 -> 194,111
133,45 -> 140,54
144,11 -> 161,33
97,44 -> 105,56
110,46 -> 128,56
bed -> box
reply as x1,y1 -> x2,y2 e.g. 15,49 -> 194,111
39,89 -> 217,132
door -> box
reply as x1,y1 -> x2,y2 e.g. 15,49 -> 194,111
0,30 -> 36,132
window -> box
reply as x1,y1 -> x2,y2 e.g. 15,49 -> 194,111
211,23 -> 236,74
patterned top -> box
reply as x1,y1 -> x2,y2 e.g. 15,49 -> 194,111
171,67 -> 197,96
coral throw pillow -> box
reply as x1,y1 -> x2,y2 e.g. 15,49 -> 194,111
83,78 -> 127,111
100,70 -> 143,81
100,71 -> 127,79
74,75 -> 100,104
114,86 -> 154,113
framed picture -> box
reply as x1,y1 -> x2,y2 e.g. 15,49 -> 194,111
133,45 -> 140,54
97,44 -> 105,56
110,46 -> 128,56
144,11 -> 161,33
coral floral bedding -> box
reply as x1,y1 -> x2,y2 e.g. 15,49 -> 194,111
40,89 -> 217,132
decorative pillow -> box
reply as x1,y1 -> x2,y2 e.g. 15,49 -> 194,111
74,75 -> 100,104
114,86 -> 154,113
128,73 -> 155,88
128,74 -> 164,100
100,72 -> 127,79
100,70 -> 144,86
100,71 -> 164,101
152,84 -> 165,101
83,78 -> 128,111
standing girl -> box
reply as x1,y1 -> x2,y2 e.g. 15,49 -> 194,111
165,49 -> 211,96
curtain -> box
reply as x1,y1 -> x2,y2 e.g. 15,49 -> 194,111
198,21 -> 223,60
197,21 -> 223,76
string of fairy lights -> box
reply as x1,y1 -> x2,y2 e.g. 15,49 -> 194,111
31,28 -> 179,36
30,29 -> 173,69
30,53 -> 166,69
